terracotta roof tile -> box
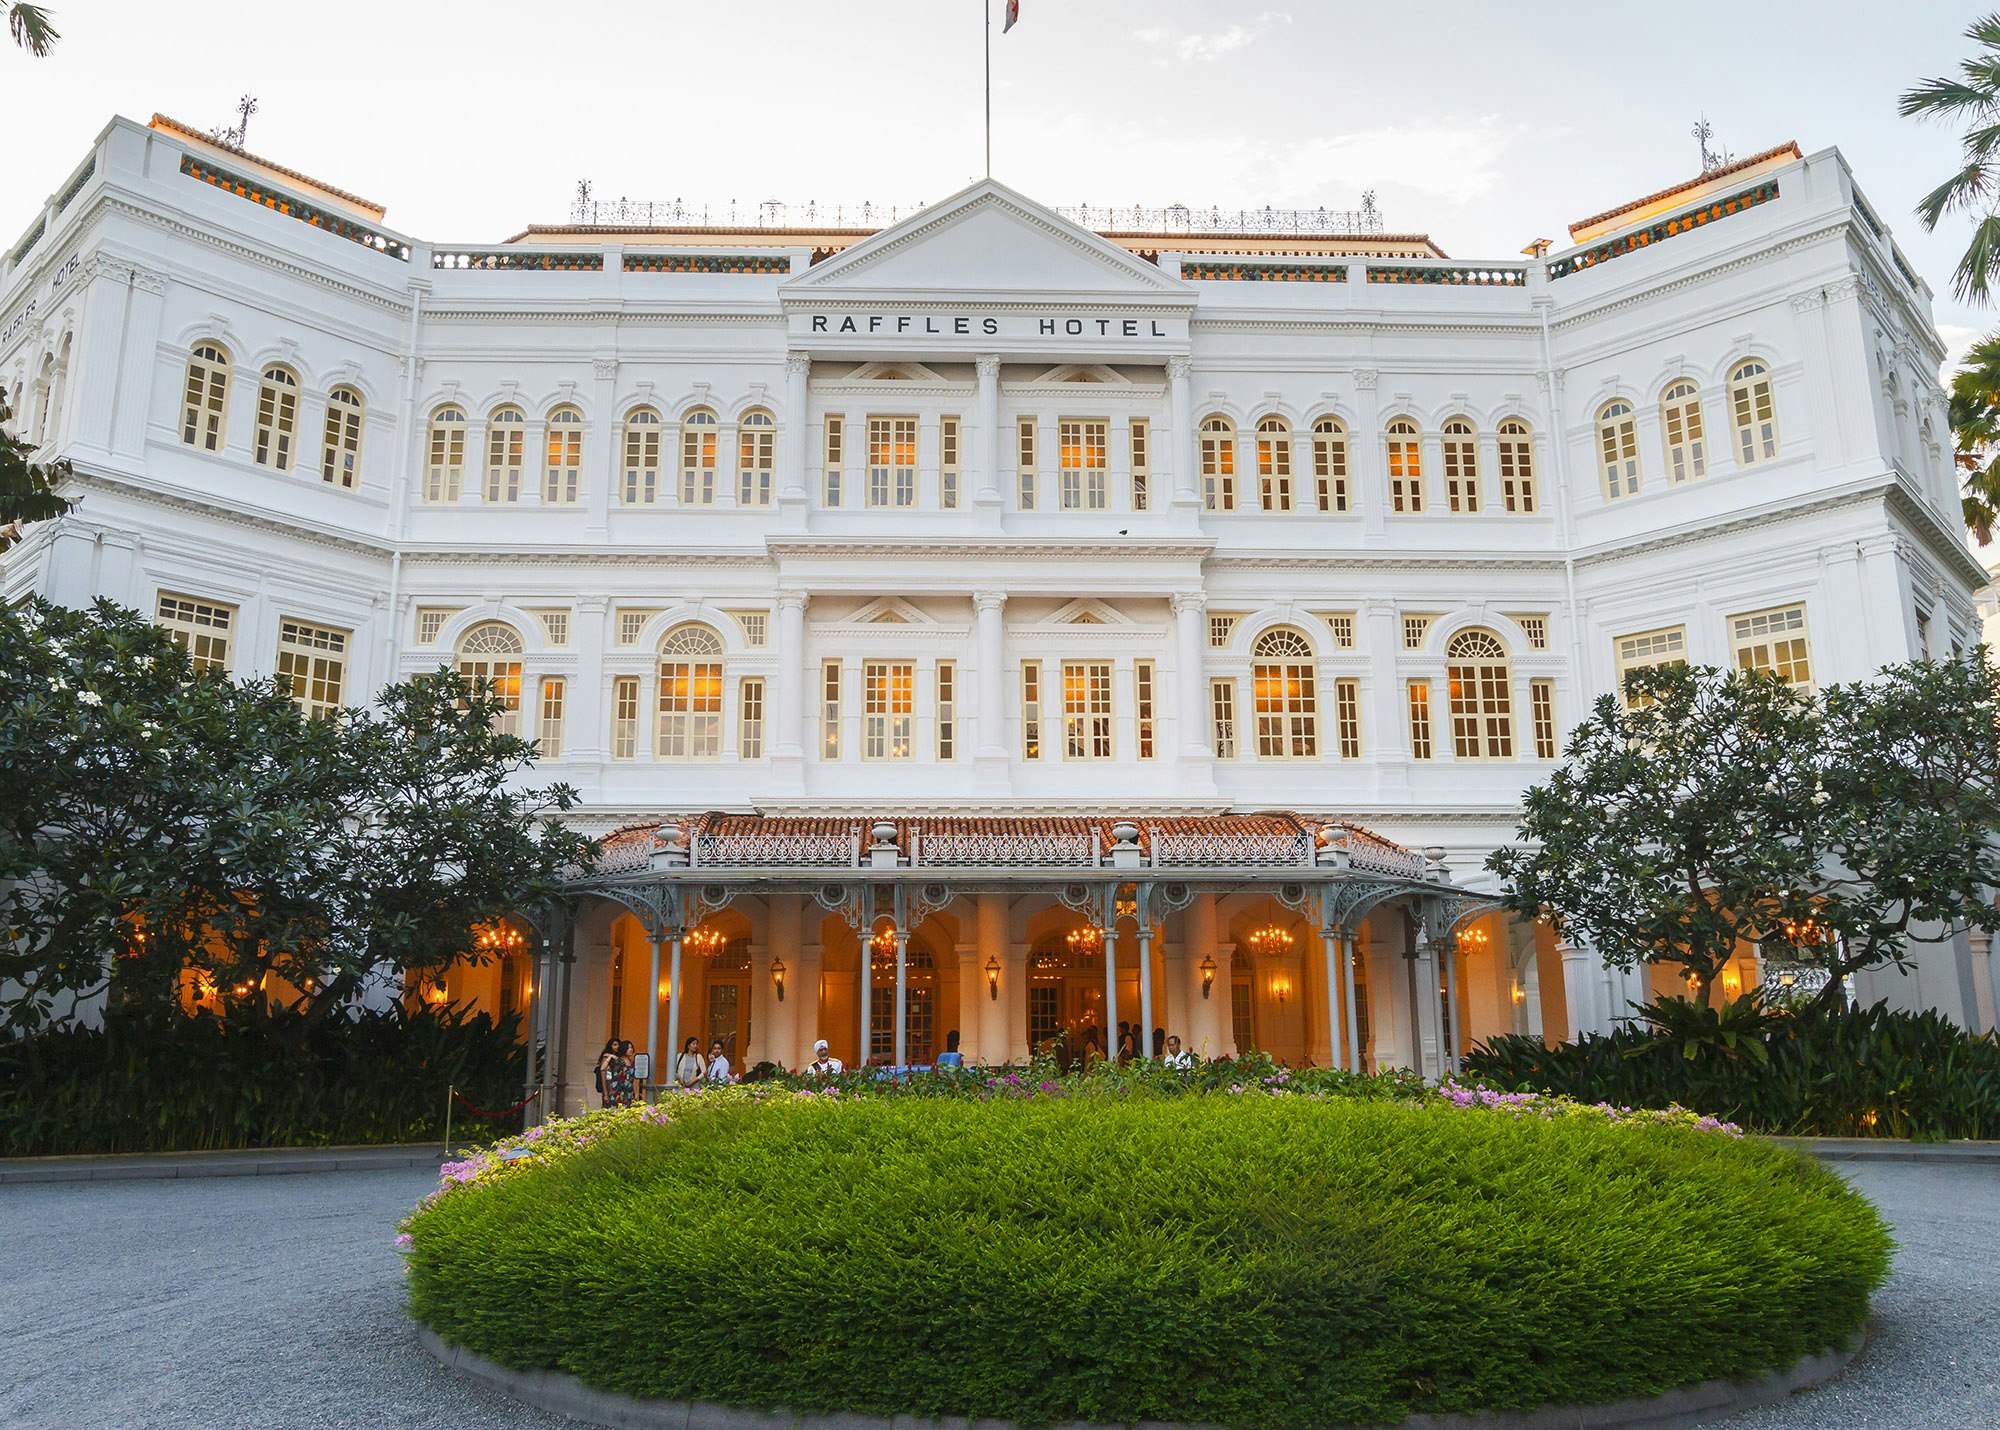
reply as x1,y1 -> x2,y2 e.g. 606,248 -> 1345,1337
1567,142 -> 1802,241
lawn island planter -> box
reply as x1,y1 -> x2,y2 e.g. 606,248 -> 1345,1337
400,1086 -> 1889,1430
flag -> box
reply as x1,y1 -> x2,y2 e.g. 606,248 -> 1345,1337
1004,0 -> 1019,33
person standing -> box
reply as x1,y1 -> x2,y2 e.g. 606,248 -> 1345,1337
593,1038 -> 621,1108
1162,1034 -> 1194,1070
806,1038 -> 844,1076
934,1029 -> 964,1069
604,1041 -> 637,1106
706,1038 -> 733,1084
675,1035 -> 705,1088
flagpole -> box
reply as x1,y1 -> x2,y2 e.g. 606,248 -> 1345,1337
984,0 -> 992,178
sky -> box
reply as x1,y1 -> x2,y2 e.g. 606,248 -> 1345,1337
1,1 -> 1994,362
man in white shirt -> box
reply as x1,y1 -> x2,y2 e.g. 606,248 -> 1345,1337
806,1038 -> 845,1076
1162,1034 -> 1194,1070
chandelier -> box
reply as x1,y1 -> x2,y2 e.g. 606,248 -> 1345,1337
1066,925 -> 1105,953
685,925 -> 728,955
1244,925 -> 1294,954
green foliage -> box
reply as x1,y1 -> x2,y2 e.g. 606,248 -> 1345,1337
0,1002 -> 528,1155
1466,999 -> 2000,1140
4,3 -> 61,57
764,1052 -> 1433,1101
404,1093 -> 1888,1428
0,388 -> 73,549
1901,13 -> 2000,303
1948,335 -> 2000,543
0,597 -> 593,1035
1488,656 -> 2000,1003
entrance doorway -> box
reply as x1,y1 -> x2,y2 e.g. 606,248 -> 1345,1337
868,941 -> 937,1064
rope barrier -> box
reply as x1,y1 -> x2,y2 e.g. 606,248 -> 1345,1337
450,1087 -> 544,1119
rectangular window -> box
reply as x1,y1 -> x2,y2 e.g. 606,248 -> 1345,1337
611,676 -> 640,759
1062,661 -> 1114,760
1135,660 -> 1156,759
1387,428 -> 1424,513
936,661 -> 956,760
940,415 -> 961,510
821,660 -> 842,760
1058,418 -> 1108,511
1498,424 -> 1538,511
726,610 -> 768,647
823,414 -> 843,508
1335,678 -> 1362,759
1017,416 -> 1038,510
538,676 -> 566,759
867,416 -> 917,508
1731,604 -> 1812,690
623,419 -> 660,504
426,421 -> 464,502
1511,614 -> 1549,650
274,619 -> 347,718
1314,423 -> 1350,513
618,610 -> 658,646
545,422 -> 582,504
1258,424 -> 1293,511
528,608 -> 570,646
739,678 -> 764,760
864,661 -> 915,760
415,607 -> 455,646
1407,680 -> 1434,760
1209,613 -> 1240,649
659,656 -> 723,759
155,592 -> 235,673
1402,614 -> 1434,651
1211,678 -> 1237,760
1616,625 -> 1688,707
1326,612 -> 1356,649
1130,418 -> 1150,511
1442,428 -> 1479,512
1022,660 -> 1043,759
1530,678 -> 1556,760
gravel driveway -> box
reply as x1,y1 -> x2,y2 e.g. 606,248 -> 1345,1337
1,1157 -> 1992,1427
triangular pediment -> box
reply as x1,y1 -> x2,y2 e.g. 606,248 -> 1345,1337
848,361 -> 947,383
1034,363 -> 1133,386
1047,598 -> 1134,627
785,180 -> 1191,300
844,596 -> 933,627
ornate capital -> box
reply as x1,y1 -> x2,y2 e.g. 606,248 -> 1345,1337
775,588 -> 810,612
1352,368 -> 1379,391
975,353 -> 1002,379
972,589 -> 1008,613
1789,290 -> 1824,315
592,358 -> 619,381
785,351 -> 812,377
128,265 -> 167,296
1165,354 -> 1193,381
1170,591 -> 1207,616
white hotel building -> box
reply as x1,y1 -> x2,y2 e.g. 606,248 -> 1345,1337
3,116 -> 1993,1103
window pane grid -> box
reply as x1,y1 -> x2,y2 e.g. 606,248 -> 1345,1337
623,409 -> 661,503
253,368 -> 298,471
1211,678 -> 1237,759
659,660 -> 723,759
869,417 -> 917,508
1335,678 -> 1362,759
1200,418 -> 1235,511
1530,679 -> 1556,760
321,389 -> 362,488
1731,605 -> 1810,689
544,411 -> 583,504
739,678 -> 764,759
1257,419 -> 1292,512
864,661 -> 915,760
1021,660 -> 1042,760
738,411 -> 774,506
1313,420 -> 1349,513
612,676 -> 640,759
1017,417 -> 1038,510
426,409 -> 465,502
1136,660 -> 1156,759
822,661 -> 842,759
1387,420 -> 1424,512
1062,662 -> 1114,759
155,591 -> 234,673
1599,403 -> 1640,498
1442,421 -> 1478,512
539,677 -> 566,759
681,410 -> 718,504
486,409 -> 524,503
1407,681 -> 1433,760
1661,383 -> 1707,484
1497,421 -> 1536,512
937,661 -> 956,760
181,345 -> 229,452
275,618 -> 347,719
1058,419 -> 1108,511
940,416 -> 960,510
1130,418 -> 1150,511
824,415 -> 843,508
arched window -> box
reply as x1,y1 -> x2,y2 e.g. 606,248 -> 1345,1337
426,405 -> 466,502
659,623 -> 725,759
1386,417 -> 1424,512
681,407 -> 719,505
1199,415 -> 1236,511
181,343 -> 231,452
1597,400 -> 1640,499
1659,380 -> 1706,484
1496,419 -> 1536,512
1311,416 -> 1349,513
321,386 -> 364,488
544,405 -> 583,504
1446,629 -> 1513,759
252,366 -> 300,471
1730,360 -> 1779,465
1255,415 -> 1292,512
1441,417 -> 1479,512
486,405 -> 525,502
738,408 -> 775,506
456,622 -> 524,737
1252,626 -> 1317,758
623,407 -> 661,504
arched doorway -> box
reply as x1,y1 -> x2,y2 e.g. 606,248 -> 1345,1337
867,927 -> 939,1065
1026,927 -> 1110,1058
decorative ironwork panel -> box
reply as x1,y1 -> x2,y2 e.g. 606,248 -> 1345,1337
917,832 -> 1098,867
696,829 -> 859,867
1149,827 -> 1312,867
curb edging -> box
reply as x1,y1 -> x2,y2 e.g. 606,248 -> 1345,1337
0,1144 -> 449,1185
415,1323 -> 1865,1430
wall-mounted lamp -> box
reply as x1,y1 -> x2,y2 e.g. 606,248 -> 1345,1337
1200,953 -> 1216,1000
658,978 -> 671,1000
1510,979 -> 1525,1005
1721,967 -> 1742,997
985,954 -> 1000,1001
1272,973 -> 1292,1005
772,956 -> 786,1003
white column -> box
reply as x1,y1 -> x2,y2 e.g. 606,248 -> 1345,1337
113,267 -> 166,460
974,353 -> 1002,521
1171,593 -> 1215,789
1339,930 -> 1361,1073
955,942 -> 982,1064
893,926 -> 909,1068
974,589 -> 1008,789
1187,894 -> 1222,1059
71,257 -> 132,459
1167,354 -> 1195,507
781,352 -> 810,507
1322,929 -> 1342,1073
666,932 -> 685,1074
1137,920 -> 1155,1060
747,941 -> 771,1070
858,931 -> 873,1067
977,893 -> 1009,1063
646,935 -> 664,1091
587,358 -> 616,537
1558,939 -> 1599,1041
773,590 -> 808,768
769,894 -> 803,1069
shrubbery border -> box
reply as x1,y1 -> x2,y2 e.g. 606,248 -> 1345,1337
416,1323 -> 1866,1430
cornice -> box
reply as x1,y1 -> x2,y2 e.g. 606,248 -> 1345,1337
767,537 -> 1216,560
402,548 -> 771,568
1208,551 -> 1564,572
108,195 -> 411,316
65,467 -> 392,558
780,295 -> 1194,313
1191,317 -> 1540,338
424,308 -> 786,327
1883,482 -> 1990,589
1548,216 -> 1852,332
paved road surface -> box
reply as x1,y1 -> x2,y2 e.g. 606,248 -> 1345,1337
1,1158 -> 1992,1427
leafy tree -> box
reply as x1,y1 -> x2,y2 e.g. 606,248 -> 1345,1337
0,388 -> 74,553
1488,657 -> 2000,1011
1948,335 -> 2000,543
0,598 -> 594,1038
4,3 -> 59,56
1901,13 -> 2000,303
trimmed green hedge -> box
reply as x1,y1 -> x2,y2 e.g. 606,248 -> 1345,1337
404,1092 -> 1888,1427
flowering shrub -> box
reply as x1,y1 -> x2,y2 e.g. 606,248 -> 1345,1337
403,1084 -> 1882,1428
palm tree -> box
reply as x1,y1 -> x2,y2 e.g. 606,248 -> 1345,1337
1901,13 -> 2000,303
1949,336 -> 2000,544
5,3 -> 59,57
